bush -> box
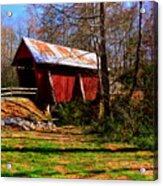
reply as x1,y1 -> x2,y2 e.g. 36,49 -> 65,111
105,63 -> 157,151
100,96 -> 157,151
54,98 -> 97,126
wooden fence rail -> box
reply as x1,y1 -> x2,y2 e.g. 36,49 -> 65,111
1,87 -> 38,97
1,87 -> 126,99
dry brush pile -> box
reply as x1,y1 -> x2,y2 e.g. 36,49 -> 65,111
1,97 -> 56,132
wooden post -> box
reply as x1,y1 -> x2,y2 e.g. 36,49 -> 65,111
79,73 -> 86,102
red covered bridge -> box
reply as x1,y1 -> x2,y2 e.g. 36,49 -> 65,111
12,37 -> 101,107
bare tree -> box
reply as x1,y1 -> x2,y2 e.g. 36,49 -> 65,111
129,2 -> 143,97
1,25 -> 18,87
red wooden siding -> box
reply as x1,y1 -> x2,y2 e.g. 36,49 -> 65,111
15,42 -> 32,61
35,67 -> 53,104
81,76 -> 99,100
51,74 -> 76,102
34,66 -> 98,103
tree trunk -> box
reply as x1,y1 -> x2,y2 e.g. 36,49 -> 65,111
130,2 -> 143,97
99,3 -> 110,117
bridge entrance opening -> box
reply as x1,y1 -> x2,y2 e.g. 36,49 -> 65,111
16,58 -> 36,88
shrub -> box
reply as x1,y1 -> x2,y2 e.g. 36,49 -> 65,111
100,96 -> 157,151
54,98 -> 97,126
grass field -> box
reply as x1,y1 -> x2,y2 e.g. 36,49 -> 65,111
1,126 -> 157,180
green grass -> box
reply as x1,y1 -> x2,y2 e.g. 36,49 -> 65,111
1,127 -> 157,180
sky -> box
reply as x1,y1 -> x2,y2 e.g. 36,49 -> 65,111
1,5 -> 27,27
2,4 -> 27,19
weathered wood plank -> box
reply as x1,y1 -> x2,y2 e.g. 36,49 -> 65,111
1,87 -> 37,91
1,87 -> 37,97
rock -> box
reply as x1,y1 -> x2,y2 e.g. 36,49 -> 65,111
25,121 -> 31,127
11,118 -> 18,124
18,121 -> 24,126
15,117 -> 22,122
48,122 -> 53,126
29,123 -> 36,130
22,125 -> 30,131
4,119 -> 12,125
2,117 -> 57,132
36,121 -> 42,127
53,125 -> 57,129
1,120 -> 5,126
37,121 -> 41,125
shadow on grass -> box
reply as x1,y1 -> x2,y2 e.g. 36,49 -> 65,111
2,168 -> 106,178
86,170 -> 106,174
66,169 -> 106,175
111,167 -> 155,172
2,169 -> 61,178
2,170 -> 106,179
2,146 -> 145,154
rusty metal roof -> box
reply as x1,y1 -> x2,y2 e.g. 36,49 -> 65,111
22,37 -> 98,69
